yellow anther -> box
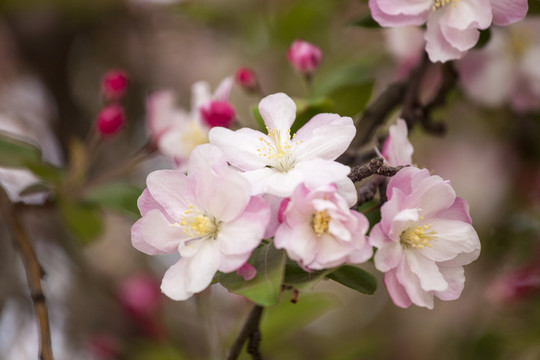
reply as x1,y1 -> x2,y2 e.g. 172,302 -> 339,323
400,224 -> 437,250
432,0 -> 460,11
312,210 -> 331,236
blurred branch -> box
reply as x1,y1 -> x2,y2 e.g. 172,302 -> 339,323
226,304 -> 264,360
0,189 -> 54,360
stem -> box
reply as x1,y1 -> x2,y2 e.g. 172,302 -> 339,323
0,189 -> 54,360
226,304 -> 264,360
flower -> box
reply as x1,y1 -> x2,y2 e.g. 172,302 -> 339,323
101,69 -> 129,101
275,183 -> 373,271
380,118 -> 413,166
458,18 -> 540,112
209,93 -> 354,198
287,39 -> 323,74
146,77 -> 233,168
96,104 -> 126,137
234,67 -> 259,93
369,0 -> 528,62
131,144 -> 270,301
369,167 -> 480,309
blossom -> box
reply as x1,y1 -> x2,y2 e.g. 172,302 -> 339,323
96,104 -> 126,137
380,118 -> 413,166
458,18 -> 540,112
209,93 -> 354,198
369,167 -> 480,309
131,144 -> 270,301
146,77 -> 233,168
234,67 -> 259,93
101,69 -> 129,101
369,0 -> 528,62
287,39 -> 323,74
275,183 -> 372,271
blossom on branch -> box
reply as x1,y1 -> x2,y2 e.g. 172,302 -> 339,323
275,183 -> 372,271
380,118 -> 413,166
369,167 -> 480,309
369,0 -> 528,62
131,144 -> 270,301
209,92 -> 354,198
146,77 -> 234,168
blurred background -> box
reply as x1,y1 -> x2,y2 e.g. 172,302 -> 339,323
1,0 -> 540,359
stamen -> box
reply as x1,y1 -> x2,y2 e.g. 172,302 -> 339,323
433,0 -> 460,11
312,210 -> 331,236
257,127 -> 301,172
177,204 -> 218,239
400,224 -> 437,250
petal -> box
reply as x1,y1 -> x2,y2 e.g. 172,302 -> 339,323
490,0 -> 528,26
440,24 -> 481,52
216,197 -> 270,255
219,253 -> 251,273
445,0 -> 492,30
334,177 -> 358,207
425,14 -> 466,62
248,167 -> 305,198
388,208 -> 421,239
405,173 -> 456,219
434,266 -> 465,301
420,219 -> 480,263
146,170 -> 196,220
209,127 -> 268,170
191,81 -> 212,112
160,259 -> 192,301
396,258 -> 435,309
406,252 -> 448,292
377,0 -> 432,16
294,114 -> 355,161
384,269 -> 413,308
308,234 -> 355,270
131,210 -> 188,255
258,93 -> 297,131
274,223 -> 318,267
137,188 -> 170,220
431,197 -> 472,224
186,241 -> 221,293
374,241 -> 403,272
212,76 -> 234,102
383,118 -> 413,166
146,90 -> 180,140
370,0 -> 430,27
294,158 -> 351,191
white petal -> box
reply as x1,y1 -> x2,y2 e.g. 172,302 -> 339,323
191,81 -> 212,112
434,266 -> 465,301
420,219 -> 480,263
209,127 -> 268,170
146,170 -> 196,220
406,252 -> 448,292
396,258 -> 434,309
186,241 -> 221,293
131,210 -> 188,255
258,93 -> 297,131
160,259 -> 192,301
213,76 -> 234,102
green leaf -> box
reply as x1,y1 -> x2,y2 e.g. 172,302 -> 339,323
326,265 -> 377,295
84,183 -> 143,219
27,162 -> 64,184
218,243 -> 285,306
0,132 -> 42,169
326,82 -> 374,117
251,104 -> 267,132
59,200 -> 103,245
283,259 -> 330,289
529,0 -> 540,15
349,14 -> 380,29
357,199 -> 381,230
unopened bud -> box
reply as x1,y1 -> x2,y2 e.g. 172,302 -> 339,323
96,104 -> 126,137
101,69 -> 129,101
200,100 -> 235,128
287,39 -> 322,74
235,67 -> 259,93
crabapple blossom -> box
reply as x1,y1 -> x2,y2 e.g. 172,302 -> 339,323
146,77 -> 233,168
234,67 -> 259,93
369,0 -> 528,62
369,167 -> 480,309
287,39 -> 322,74
275,183 -> 373,271
380,118 -> 413,166
458,18 -> 540,112
131,144 -> 270,301
96,104 -> 126,137
209,92 -> 354,198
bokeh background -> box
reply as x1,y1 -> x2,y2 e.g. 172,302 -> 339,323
1,0 -> 540,359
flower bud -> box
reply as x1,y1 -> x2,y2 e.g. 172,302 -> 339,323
200,100 -> 235,128
234,67 -> 259,93
101,69 -> 129,101
96,104 -> 126,137
287,39 -> 322,74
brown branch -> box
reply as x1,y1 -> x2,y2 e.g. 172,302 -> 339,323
226,304 -> 264,360
0,188 -> 54,360
348,157 -> 405,183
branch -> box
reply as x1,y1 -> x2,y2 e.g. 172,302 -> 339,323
0,188 -> 54,360
226,304 -> 264,360
348,157 -> 405,183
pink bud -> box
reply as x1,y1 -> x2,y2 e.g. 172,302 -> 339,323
101,69 -> 129,101
96,104 -> 126,137
118,274 -> 161,317
287,39 -> 322,74
235,67 -> 259,93
200,100 -> 235,128
236,263 -> 257,281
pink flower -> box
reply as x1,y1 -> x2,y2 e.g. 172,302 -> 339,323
275,183 -> 372,270
234,67 -> 259,93
458,18 -> 540,112
96,104 -> 126,137
287,39 -> 323,74
101,69 -> 129,101
369,167 -> 480,309
131,144 -> 270,301
370,0 -> 528,62
209,93 -> 354,198
146,77 -> 234,168
380,118 -> 413,166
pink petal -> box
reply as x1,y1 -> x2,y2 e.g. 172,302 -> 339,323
146,170 -> 196,220
293,158 -> 351,192
406,173 -> 456,219
419,219 -> 480,263
209,127 -> 269,171
444,0 -> 492,30
396,259 -> 435,309
190,81 -> 212,113
131,210 -> 188,255
374,241 -> 403,272
236,263 -> 257,281
425,15 -> 466,62
440,24 -> 481,52
137,188 -> 170,220
490,0 -> 528,26
212,76 -> 234,102
406,252 -> 448,292
377,0 -> 432,17
434,266 -> 465,300
384,269 -> 413,308
383,118 -> 413,166
186,241 -> 221,293
258,93 -> 297,131
369,0 -> 429,27
432,197 -> 472,224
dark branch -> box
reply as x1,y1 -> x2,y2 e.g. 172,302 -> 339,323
348,157 -> 405,183
226,304 -> 264,360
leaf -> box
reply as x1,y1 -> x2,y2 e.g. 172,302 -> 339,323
357,199 -> 381,231
84,183 -> 143,219
18,183 -> 52,197
326,82 -> 374,117
283,259 -> 330,289
0,131 -> 42,169
27,162 -> 64,184
65,137 -> 89,188
251,104 -> 267,132
218,243 -> 285,306
326,265 -> 377,295
59,200 -> 103,245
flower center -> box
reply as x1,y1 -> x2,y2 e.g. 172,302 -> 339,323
432,0 -> 460,11
312,210 -> 331,236
180,121 -> 209,154
257,127 -> 300,172
178,204 -> 218,239
400,224 -> 437,249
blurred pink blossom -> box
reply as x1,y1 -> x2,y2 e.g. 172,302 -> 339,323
287,39 -> 322,74
101,69 -> 129,101
96,104 -> 125,137
236,262 -> 257,281
369,167 -> 480,309
234,67 -> 259,93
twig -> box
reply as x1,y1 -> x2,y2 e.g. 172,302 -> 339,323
348,157 -> 405,183
226,304 -> 264,360
0,188 -> 54,360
